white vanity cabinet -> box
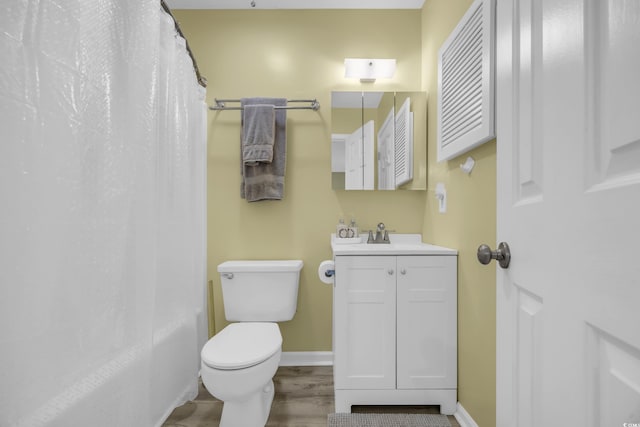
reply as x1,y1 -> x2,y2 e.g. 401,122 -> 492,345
331,237 -> 457,414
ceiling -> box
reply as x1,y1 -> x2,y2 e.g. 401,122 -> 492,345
332,91 -> 384,109
165,0 -> 425,9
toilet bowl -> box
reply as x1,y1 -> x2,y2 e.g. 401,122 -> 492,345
200,260 -> 303,427
201,322 -> 282,427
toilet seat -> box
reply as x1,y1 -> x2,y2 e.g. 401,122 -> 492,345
201,322 -> 282,370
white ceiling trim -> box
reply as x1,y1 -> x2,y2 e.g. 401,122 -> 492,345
165,0 -> 426,10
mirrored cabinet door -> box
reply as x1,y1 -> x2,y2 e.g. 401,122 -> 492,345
331,91 -> 427,191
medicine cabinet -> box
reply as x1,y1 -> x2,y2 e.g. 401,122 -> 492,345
331,91 -> 427,191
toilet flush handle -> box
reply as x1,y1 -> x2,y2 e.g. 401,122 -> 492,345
221,273 -> 234,279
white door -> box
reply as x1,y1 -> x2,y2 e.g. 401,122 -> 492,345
362,120 -> 375,190
344,122 -> 374,190
495,1 -> 640,426
345,126 -> 363,190
333,256 -> 396,390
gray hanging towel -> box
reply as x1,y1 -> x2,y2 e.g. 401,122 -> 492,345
240,97 -> 287,201
242,104 -> 275,165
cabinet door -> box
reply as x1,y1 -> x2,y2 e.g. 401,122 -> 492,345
396,256 -> 457,390
334,256 -> 396,390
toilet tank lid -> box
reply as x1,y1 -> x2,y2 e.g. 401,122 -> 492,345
201,322 -> 282,370
217,260 -> 303,273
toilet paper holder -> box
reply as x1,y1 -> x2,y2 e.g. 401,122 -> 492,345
318,260 -> 335,284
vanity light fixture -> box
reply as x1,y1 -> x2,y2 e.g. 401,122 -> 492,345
344,58 -> 396,83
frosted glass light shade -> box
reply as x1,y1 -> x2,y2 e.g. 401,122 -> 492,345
344,58 -> 396,82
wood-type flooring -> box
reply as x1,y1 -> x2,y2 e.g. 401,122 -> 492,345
162,366 -> 461,427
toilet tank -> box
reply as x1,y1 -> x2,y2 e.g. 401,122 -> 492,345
217,260 -> 303,322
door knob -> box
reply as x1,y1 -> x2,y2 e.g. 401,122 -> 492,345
477,242 -> 511,269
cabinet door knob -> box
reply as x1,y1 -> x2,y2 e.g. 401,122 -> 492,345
400,269 -> 406,275
388,269 -> 394,275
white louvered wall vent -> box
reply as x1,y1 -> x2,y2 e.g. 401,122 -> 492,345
395,97 -> 413,188
437,0 -> 495,162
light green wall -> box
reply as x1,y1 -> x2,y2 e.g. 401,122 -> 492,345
331,108 -> 361,134
421,1 -> 497,426
175,7 -> 496,425
174,10 -> 427,351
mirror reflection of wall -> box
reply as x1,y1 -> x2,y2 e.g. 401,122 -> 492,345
331,91 -> 427,191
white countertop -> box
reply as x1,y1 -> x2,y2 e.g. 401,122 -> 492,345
331,234 -> 457,256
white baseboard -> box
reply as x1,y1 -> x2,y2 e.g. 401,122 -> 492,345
279,351 -> 333,366
454,402 -> 479,427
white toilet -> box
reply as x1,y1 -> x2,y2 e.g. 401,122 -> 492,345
200,260 -> 303,427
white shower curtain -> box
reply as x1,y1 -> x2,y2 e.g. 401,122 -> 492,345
0,1 -> 208,426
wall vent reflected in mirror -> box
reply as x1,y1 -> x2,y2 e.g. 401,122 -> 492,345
331,91 -> 426,191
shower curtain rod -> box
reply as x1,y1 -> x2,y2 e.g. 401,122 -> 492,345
161,1 -> 207,88
209,99 -> 321,111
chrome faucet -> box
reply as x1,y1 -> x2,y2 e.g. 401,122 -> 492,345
367,222 -> 390,244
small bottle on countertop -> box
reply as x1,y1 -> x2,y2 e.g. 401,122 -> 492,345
348,218 -> 358,238
337,218 -> 348,239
